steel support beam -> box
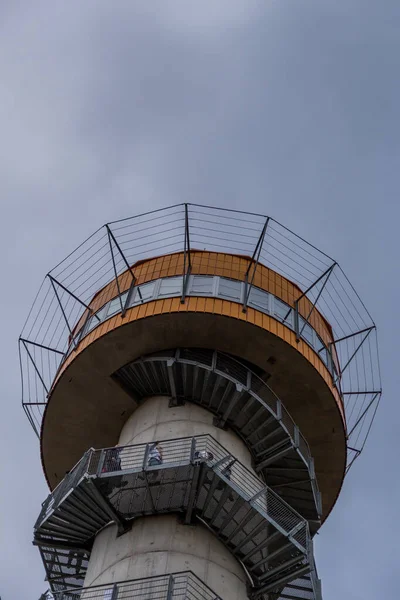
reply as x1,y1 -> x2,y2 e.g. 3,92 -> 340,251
233,519 -> 267,554
333,326 -> 375,383
255,446 -> 293,471
255,563 -> 310,596
19,337 -> 65,355
105,224 -> 136,317
243,217 -> 269,312
295,263 -> 336,341
106,225 -> 125,314
257,542 -> 294,580
347,392 -> 380,438
83,480 -> 129,536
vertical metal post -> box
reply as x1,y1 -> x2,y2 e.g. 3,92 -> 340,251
166,574 -> 175,600
276,399 -> 282,421
142,443 -> 150,471
181,204 -> 191,303
110,583 -> 119,600
96,449 -> 106,477
242,217 -> 269,312
190,437 -> 196,464
122,278 -> 136,317
294,300 -> 300,342
293,425 -> 300,449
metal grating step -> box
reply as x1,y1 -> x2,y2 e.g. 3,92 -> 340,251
113,349 -> 321,522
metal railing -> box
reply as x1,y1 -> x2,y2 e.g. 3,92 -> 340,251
126,348 -> 320,516
43,572 -> 222,600
36,450 -> 92,528
37,434 -> 310,554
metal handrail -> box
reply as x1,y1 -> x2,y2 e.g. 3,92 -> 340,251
131,348 -> 321,514
37,434 -> 311,555
44,571 -> 222,600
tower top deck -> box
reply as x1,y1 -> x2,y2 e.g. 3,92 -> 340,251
19,204 -> 381,520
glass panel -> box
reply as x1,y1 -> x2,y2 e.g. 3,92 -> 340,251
248,287 -> 270,313
319,346 -> 328,366
95,304 -> 108,321
133,281 -> 156,305
190,275 -> 214,296
326,347 -> 334,374
274,297 -> 293,327
85,314 -> 99,334
299,316 -> 315,346
106,292 -> 128,317
158,276 -> 183,298
217,278 -> 242,301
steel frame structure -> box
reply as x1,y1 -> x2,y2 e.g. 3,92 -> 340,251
18,204 -> 381,472
113,348 -> 321,523
34,435 -> 321,599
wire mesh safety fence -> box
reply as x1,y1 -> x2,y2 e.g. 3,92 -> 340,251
19,204 -> 381,470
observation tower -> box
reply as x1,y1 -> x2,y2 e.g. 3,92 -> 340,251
20,204 -> 381,600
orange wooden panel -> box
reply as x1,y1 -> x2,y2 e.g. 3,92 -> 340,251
137,304 -> 147,320
170,297 -> 181,313
204,298 -> 215,313
53,295 -> 341,416
246,308 -> 255,325
254,311 -> 263,328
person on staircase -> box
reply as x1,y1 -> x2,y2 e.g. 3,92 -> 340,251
148,441 -> 163,467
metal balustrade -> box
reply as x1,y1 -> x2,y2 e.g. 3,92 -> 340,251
64,275 -> 337,380
38,566 -> 322,600
114,349 -> 321,523
34,435 -> 320,598
39,571 -> 223,600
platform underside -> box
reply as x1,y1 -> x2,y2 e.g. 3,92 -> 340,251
41,311 -> 346,520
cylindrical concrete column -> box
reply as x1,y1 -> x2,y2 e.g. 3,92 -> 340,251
84,515 -> 249,599
82,395 -> 253,598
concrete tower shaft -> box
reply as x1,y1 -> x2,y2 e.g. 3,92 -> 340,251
21,205 -> 381,600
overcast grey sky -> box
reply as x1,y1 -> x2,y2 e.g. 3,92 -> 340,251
0,1 -> 398,598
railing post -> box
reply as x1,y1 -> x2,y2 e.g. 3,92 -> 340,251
190,437 -> 196,464
276,399 -> 282,421
166,574 -> 175,600
293,425 -> 300,449
294,300 -> 300,342
142,443 -> 150,471
97,449 -> 106,477
111,583 -> 119,600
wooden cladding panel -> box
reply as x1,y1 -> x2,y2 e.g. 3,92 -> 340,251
56,295 -> 344,422
71,250 -> 335,353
